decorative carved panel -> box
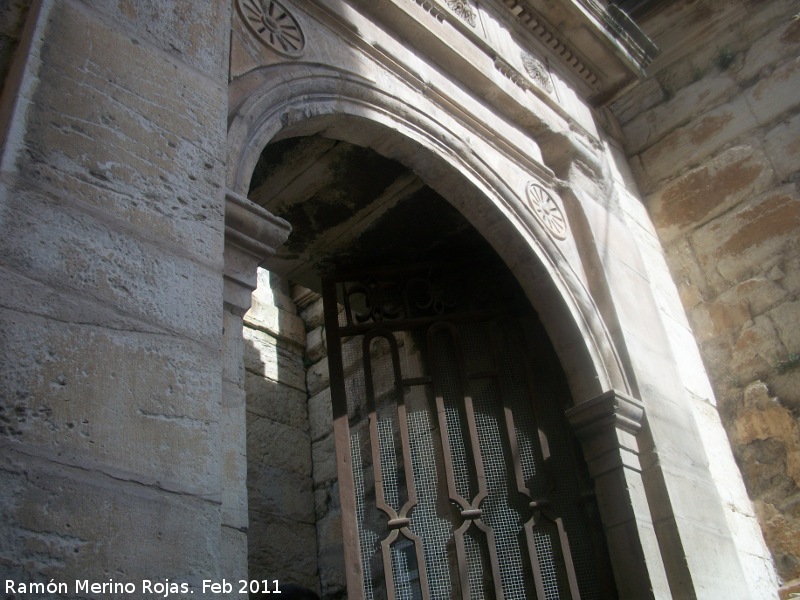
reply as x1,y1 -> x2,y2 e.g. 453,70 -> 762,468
236,0 -> 305,57
446,0 -> 477,27
525,182 -> 568,241
522,53 -> 554,94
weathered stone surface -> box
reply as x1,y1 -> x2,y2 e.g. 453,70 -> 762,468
315,509 -> 346,598
0,0 -> 32,88
0,448 -> 222,595
306,325 -> 327,364
245,295 -> 306,347
0,312 -> 221,493
262,271 -> 299,314
764,112 -> 800,182
728,382 -> 800,580
78,0 -> 231,81
248,464 -> 315,524
623,70 -> 739,155
691,187 -> 799,293
245,371 -> 308,429
688,297 -> 751,343
648,146 -> 775,244
608,77 -> 664,125
2,0 -> 790,594
306,356 -> 331,398
221,382 -> 248,530
244,327 -> 306,392
0,0 -> 31,39
299,296 -> 327,332
308,387 -> 333,442
311,433 -> 337,487
718,277 -> 789,318
745,54 -> 800,127
737,16 -> 800,84
0,187 -> 223,344
246,270 -> 306,347
10,1 -> 227,266
223,312 -> 245,389
314,480 -> 339,522
638,96 -> 760,190
663,237 -> 713,305
220,527 -> 248,589
247,414 -> 312,477
729,316 -> 784,384
770,299 -> 800,353
247,513 -> 318,589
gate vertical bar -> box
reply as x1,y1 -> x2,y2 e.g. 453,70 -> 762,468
322,277 -> 366,599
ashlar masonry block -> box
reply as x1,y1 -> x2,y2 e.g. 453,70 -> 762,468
12,1 -> 227,266
1,311 -> 221,493
0,448 -> 223,597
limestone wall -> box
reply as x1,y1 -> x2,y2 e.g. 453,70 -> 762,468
0,0 -> 232,593
297,290 -> 345,600
611,0 -> 800,584
244,270 -> 319,592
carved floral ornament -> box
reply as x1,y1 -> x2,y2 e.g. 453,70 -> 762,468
524,181 -> 568,240
236,0 -> 305,57
446,0 -> 477,27
521,53 -> 554,93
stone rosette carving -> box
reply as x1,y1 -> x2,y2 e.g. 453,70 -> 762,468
521,53 -> 554,93
446,0 -> 477,27
525,182 -> 567,240
236,0 -> 305,57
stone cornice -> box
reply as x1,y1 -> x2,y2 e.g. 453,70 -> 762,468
498,0 -> 658,101
224,189 -> 291,315
225,189 -> 291,259
566,389 -> 645,439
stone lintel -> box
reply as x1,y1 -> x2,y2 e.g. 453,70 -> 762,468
224,189 -> 291,316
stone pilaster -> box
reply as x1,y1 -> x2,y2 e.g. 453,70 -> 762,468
566,390 -> 671,600
222,189 -> 290,580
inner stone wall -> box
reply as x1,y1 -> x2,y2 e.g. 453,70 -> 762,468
243,276 -> 346,600
244,270 -> 320,592
610,0 -> 800,585
298,288 -> 346,600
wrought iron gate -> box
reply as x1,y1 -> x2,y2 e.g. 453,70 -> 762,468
322,264 -> 613,600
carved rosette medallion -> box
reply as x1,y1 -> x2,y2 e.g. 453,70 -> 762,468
525,182 -> 568,240
237,0 -> 305,57
446,0 -> 477,27
521,53 -> 554,93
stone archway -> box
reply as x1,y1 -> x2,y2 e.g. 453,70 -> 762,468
227,65 -> 630,404
224,68 -> 670,596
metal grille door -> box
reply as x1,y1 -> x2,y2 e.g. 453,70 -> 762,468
323,265 -> 613,600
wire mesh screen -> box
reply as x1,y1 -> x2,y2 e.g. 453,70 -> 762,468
406,406 -> 456,600
326,266 -> 614,600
